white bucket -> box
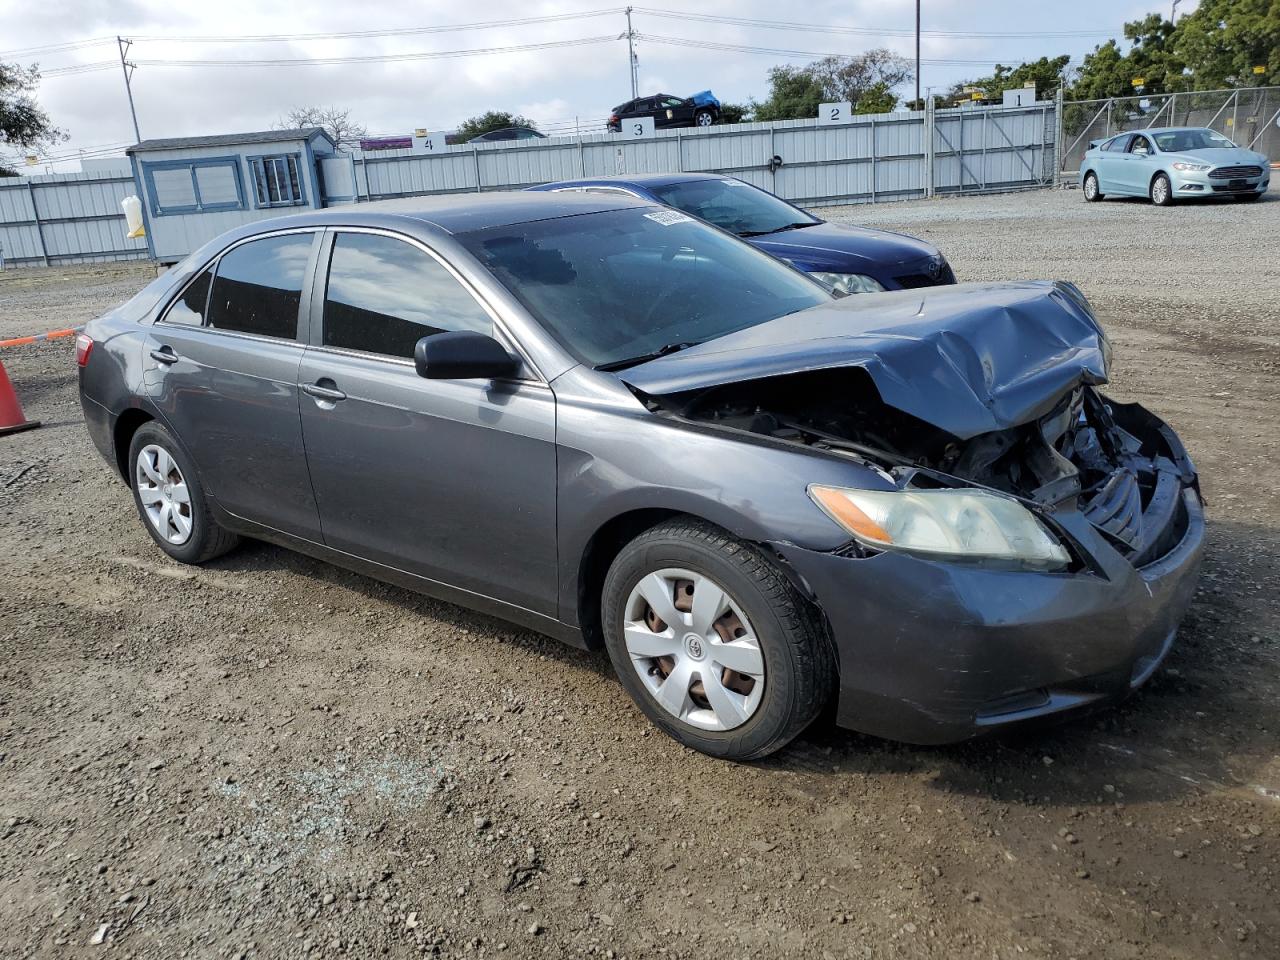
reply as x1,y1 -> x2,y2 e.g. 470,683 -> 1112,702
121,195 -> 145,239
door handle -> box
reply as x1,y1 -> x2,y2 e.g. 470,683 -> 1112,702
149,347 -> 178,364
302,381 -> 347,402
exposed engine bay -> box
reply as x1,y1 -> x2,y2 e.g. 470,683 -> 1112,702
642,367 -> 1200,565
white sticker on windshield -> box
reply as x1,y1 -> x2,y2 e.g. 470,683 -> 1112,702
643,210 -> 694,226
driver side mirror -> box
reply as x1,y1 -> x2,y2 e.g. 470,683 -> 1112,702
414,330 -> 520,380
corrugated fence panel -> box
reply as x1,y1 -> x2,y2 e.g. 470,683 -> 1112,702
4,101 -> 1058,266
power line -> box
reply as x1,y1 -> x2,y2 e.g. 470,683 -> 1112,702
0,37 -> 115,58
633,8 -> 1113,40
40,61 -> 118,78
130,35 -> 619,69
637,34 -> 1046,67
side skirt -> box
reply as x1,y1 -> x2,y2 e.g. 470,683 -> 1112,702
209,503 -> 588,649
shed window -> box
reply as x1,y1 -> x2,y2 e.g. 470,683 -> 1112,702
142,158 -> 245,216
251,155 -> 306,207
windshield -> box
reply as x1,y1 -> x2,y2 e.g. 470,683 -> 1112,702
1153,129 -> 1238,152
461,207 -> 832,368
649,178 -> 819,236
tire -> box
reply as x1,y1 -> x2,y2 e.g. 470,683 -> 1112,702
601,518 -> 835,760
1083,171 -> 1103,201
1150,173 -> 1174,206
128,421 -> 239,565
694,109 -> 714,128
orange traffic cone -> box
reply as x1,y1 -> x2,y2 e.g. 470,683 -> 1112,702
0,359 -> 40,436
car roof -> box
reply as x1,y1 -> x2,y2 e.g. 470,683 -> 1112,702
241,191 -> 651,236
540,172 -> 732,190
1121,127 -> 1216,136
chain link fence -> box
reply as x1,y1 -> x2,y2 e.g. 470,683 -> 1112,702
1060,86 -> 1280,180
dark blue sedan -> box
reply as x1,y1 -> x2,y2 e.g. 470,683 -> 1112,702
528,173 -> 955,294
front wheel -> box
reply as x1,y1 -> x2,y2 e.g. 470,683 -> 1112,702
694,109 -> 714,128
128,421 -> 239,565
601,519 -> 835,760
1150,173 -> 1174,206
1083,171 -> 1103,201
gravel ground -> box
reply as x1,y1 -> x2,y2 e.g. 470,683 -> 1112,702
1,187 -> 1277,959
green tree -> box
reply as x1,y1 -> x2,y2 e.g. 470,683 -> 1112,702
719,102 -> 751,124
455,111 -> 538,142
1,62 -> 66,174
853,81 -> 899,114
945,55 -> 1074,103
1174,0 -> 1279,87
749,66 -> 826,121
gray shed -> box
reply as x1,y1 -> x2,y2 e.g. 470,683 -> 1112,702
127,128 -> 338,262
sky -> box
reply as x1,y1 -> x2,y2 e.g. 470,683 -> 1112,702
2,0 -> 1199,171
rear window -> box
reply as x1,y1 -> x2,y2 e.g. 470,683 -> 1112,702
206,233 -> 313,340
163,269 -> 212,326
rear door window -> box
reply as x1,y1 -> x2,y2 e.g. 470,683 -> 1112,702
163,268 -> 213,326
322,232 -> 492,359
1103,136 -> 1130,152
206,233 -> 314,340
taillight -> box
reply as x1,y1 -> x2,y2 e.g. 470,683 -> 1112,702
75,333 -> 94,367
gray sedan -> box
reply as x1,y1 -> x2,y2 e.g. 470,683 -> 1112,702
77,192 -> 1204,760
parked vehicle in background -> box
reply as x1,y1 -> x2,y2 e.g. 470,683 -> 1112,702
608,90 -> 722,131
468,127 -> 546,143
1080,127 -> 1271,205
530,173 -> 955,293
77,192 -> 1204,761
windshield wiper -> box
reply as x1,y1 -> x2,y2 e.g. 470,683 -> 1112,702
595,340 -> 700,372
738,221 -> 819,238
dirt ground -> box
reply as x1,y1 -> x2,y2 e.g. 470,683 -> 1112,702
1,187 -> 1277,959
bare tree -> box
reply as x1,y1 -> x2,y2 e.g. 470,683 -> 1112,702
805,49 -> 914,105
279,105 -> 367,146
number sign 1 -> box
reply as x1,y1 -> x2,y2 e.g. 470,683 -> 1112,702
818,102 -> 853,125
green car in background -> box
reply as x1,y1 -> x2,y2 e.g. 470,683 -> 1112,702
1080,127 -> 1271,205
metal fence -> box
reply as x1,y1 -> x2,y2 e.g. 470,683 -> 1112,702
1,100 -> 1057,267
1060,85 -> 1280,178
325,100 -> 1057,208
0,171 -> 149,268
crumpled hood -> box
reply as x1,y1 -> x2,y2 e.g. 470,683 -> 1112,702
619,281 -> 1111,440
751,221 -> 941,273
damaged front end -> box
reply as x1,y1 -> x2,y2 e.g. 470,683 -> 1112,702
643,367 -> 1198,570
618,281 -> 1200,573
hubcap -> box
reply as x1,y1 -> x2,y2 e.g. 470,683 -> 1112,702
1154,179 -> 1168,203
622,568 -> 765,731
697,113 -> 712,126
135,444 -> 193,545
1085,176 -> 1097,198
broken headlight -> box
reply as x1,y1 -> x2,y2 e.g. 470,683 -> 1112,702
809,485 -> 1070,570
810,272 -> 885,295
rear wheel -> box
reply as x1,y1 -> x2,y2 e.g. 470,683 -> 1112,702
1083,171 -> 1103,201
128,422 -> 239,565
601,519 -> 834,760
1150,173 -> 1174,206
694,109 -> 715,128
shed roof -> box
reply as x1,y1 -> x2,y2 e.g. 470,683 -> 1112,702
127,128 -> 331,154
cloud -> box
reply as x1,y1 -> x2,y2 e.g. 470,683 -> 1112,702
4,0 -> 1138,168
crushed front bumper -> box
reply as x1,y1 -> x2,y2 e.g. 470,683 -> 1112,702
771,407 -> 1206,746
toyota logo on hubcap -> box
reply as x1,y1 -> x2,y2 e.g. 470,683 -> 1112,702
684,633 -> 706,660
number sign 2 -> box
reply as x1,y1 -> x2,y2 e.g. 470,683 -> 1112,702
817,102 -> 852,125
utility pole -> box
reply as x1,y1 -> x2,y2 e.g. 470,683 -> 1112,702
117,36 -> 141,143
625,7 -> 638,99
1170,0 -> 1181,22
914,1 -> 921,108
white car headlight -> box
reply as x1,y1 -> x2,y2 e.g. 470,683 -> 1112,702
809,484 -> 1070,569
810,272 -> 885,295
1171,161 -> 1211,172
